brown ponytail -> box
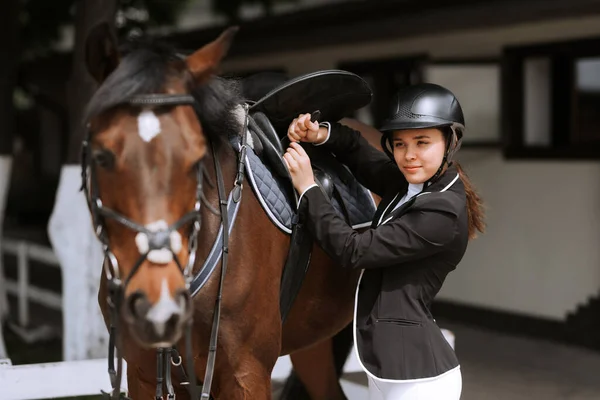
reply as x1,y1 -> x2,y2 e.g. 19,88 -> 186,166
455,162 -> 485,240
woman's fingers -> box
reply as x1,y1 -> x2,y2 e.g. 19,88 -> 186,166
303,116 -> 318,131
283,155 -> 289,168
283,154 -> 300,175
285,143 -> 310,169
284,142 -> 315,193
286,145 -> 301,159
289,142 -> 308,158
288,117 -> 302,141
295,116 -> 308,132
288,131 -> 301,142
288,114 -> 320,144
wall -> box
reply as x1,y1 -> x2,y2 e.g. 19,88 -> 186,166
443,149 -> 600,320
222,15 -> 600,73
223,15 -> 600,321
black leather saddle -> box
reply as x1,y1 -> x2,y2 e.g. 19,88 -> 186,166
247,69 -> 373,187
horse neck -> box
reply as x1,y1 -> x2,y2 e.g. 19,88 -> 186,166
196,141 -> 238,238
206,140 -> 237,194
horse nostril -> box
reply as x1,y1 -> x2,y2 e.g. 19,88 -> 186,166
126,291 -> 150,320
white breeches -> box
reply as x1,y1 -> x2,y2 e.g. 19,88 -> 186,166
367,367 -> 462,400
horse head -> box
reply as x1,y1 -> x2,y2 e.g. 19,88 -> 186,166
82,23 -> 239,348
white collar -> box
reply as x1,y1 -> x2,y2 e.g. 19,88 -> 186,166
406,182 -> 424,198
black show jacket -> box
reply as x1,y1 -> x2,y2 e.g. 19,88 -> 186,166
302,122 -> 468,380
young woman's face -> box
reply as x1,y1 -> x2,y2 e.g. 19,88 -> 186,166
392,128 -> 447,184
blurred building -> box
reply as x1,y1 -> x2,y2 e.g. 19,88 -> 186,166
15,0 -> 600,350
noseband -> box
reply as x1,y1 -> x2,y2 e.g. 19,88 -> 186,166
81,93 -> 249,400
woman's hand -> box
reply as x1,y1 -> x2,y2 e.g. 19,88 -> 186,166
283,142 -> 316,194
288,113 -> 327,144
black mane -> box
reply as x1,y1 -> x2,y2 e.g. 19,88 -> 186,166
85,37 -> 242,149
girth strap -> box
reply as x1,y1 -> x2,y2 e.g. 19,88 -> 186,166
279,202 -> 313,322
199,143 -> 229,398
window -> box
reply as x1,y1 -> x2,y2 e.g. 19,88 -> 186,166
424,60 -> 501,147
574,57 -> 600,144
503,37 -> 600,159
339,56 -> 501,148
338,56 -> 426,128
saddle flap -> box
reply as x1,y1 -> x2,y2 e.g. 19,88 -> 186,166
250,70 -> 372,133
252,112 -> 283,153
248,114 -> 291,181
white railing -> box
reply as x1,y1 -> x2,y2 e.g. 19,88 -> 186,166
1,358 -> 127,400
1,238 -> 61,329
0,349 -> 370,400
0,236 -> 453,400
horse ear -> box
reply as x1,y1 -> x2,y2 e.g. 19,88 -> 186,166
186,26 -> 239,82
85,22 -> 120,84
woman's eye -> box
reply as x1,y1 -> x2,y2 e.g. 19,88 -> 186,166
92,150 -> 115,169
418,141 -> 429,145
394,142 -> 404,148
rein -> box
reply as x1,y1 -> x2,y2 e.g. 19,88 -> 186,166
81,94 -> 249,400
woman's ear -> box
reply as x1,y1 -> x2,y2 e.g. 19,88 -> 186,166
380,133 -> 394,160
185,27 -> 239,84
445,127 -> 462,160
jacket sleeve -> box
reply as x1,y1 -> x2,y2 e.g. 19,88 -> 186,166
318,122 -> 403,198
303,187 -> 458,270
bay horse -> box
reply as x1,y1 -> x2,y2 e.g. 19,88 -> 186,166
82,24 -> 365,399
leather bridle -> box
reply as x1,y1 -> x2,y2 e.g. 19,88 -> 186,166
81,93 -> 249,400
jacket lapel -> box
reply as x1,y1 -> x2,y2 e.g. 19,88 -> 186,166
377,195 -> 418,226
424,165 -> 460,194
371,180 -> 407,228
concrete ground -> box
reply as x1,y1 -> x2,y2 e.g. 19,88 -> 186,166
444,321 -> 600,400
273,320 -> 600,400
3,230 -> 600,399
4,294 -> 600,399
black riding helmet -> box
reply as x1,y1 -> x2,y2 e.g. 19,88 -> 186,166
378,83 -> 465,185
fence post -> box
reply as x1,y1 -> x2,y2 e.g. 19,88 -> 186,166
17,242 -> 29,328
0,155 -> 13,322
48,165 -> 106,361
0,315 -> 8,363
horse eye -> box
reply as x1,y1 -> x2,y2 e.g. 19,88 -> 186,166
92,149 -> 115,169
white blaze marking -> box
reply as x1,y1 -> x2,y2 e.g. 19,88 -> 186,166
146,279 -> 181,337
134,219 -> 183,264
137,109 -> 161,142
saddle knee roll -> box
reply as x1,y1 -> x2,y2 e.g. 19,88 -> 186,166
313,170 -> 334,199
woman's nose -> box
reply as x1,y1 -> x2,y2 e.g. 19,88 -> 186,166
405,148 -> 417,160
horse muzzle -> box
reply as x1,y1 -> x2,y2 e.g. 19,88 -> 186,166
123,287 -> 193,347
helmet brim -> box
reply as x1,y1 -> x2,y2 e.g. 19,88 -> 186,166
378,119 -> 455,133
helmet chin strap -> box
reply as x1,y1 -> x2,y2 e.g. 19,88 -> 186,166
424,156 -> 448,188
425,127 -> 461,187
381,133 -> 394,160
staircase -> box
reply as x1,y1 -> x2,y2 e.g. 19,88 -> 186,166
565,293 -> 600,350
